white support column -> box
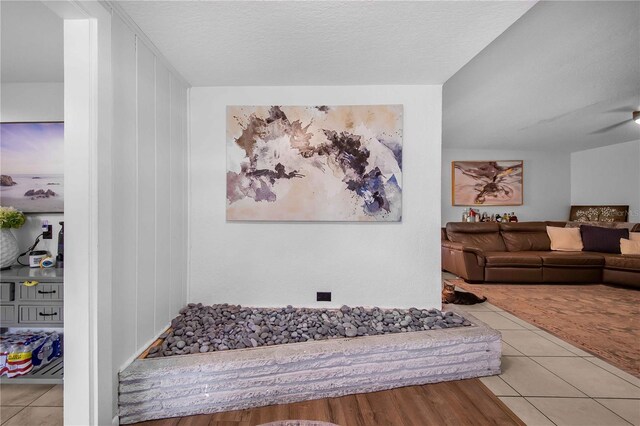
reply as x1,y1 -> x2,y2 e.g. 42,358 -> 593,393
63,18 -> 95,425
62,2 -> 113,423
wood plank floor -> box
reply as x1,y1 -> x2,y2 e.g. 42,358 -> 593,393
129,379 -> 524,426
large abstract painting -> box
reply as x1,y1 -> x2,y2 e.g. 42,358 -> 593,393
0,122 -> 64,213
227,105 -> 403,221
452,160 -> 523,206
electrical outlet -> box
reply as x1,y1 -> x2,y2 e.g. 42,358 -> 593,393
316,292 -> 331,302
42,224 -> 53,239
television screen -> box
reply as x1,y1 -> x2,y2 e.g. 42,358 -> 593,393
0,122 -> 64,213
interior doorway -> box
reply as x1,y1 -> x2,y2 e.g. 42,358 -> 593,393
0,1 -> 65,424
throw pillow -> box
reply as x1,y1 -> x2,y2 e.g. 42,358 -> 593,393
620,238 -> 640,255
580,225 -> 629,254
546,226 -> 584,251
630,232 -> 640,241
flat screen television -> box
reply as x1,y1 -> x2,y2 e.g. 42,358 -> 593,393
0,122 -> 64,213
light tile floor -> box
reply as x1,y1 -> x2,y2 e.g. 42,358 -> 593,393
447,273 -> 640,426
0,384 -> 62,426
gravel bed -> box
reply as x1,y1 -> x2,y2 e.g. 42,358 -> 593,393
147,303 -> 473,358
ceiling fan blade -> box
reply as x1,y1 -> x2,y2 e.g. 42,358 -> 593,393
589,120 -> 631,134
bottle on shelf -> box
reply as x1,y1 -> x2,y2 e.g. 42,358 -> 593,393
509,212 -> 518,222
468,208 -> 476,222
462,208 -> 468,222
56,222 -> 64,268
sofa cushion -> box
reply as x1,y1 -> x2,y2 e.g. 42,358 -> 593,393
547,226 -> 584,251
484,252 -> 542,267
620,238 -> 640,256
540,252 -> 605,267
580,225 -> 629,254
500,222 -> 551,251
446,223 -> 506,252
605,255 -> 640,272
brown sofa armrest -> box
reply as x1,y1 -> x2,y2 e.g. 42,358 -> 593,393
441,241 -> 486,264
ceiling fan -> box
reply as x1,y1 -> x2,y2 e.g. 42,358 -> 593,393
590,110 -> 640,134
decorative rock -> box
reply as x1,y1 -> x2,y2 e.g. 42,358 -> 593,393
156,304 -> 473,357
344,325 -> 358,337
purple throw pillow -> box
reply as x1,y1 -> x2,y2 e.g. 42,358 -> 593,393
580,225 -> 629,254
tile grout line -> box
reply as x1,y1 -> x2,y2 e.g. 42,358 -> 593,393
498,375 -> 521,398
530,329 -> 595,357
526,355 -> 590,398
525,396 -> 635,426
502,342 -> 524,357
591,399 -> 635,426
591,397 -> 640,400
518,396 -> 559,426
1,406 -> 25,425
581,357 -> 640,388
495,311 -> 540,330
528,354 -> 640,395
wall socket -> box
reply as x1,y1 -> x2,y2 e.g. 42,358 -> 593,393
316,292 -> 332,302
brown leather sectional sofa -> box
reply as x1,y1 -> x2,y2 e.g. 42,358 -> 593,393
441,222 -> 640,288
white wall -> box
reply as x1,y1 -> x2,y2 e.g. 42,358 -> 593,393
571,140 -> 640,221
0,82 -> 64,256
190,85 -> 442,309
441,148 -> 571,225
110,9 -> 189,412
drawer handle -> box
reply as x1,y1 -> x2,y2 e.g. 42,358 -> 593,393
37,290 -> 57,294
38,312 -> 58,317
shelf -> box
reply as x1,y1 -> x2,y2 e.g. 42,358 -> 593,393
0,356 -> 63,384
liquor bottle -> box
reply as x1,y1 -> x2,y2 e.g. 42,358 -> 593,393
495,214 -> 502,223
462,208 -> 468,222
509,212 -> 518,223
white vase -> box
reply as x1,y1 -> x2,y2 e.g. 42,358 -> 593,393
0,228 -> 19,269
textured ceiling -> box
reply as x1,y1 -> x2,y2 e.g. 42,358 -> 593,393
443,1 -> 640,152
1,1 -> 63,83
116,1 -> 536,86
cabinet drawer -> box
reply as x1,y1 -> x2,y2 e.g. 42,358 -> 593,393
1,305 -> 16,323
0,283 -> 14,302
19,305 -> 63,323
19,283 -> 63,301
